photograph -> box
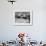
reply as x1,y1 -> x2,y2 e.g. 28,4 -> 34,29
0,0 -> 46,46
15,11 -> 32,26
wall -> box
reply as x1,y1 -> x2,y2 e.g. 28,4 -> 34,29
0,0 -> 46,41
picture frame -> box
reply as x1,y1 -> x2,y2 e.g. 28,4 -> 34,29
9,10 -> 33,26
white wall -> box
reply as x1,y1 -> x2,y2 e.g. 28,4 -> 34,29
0,0 -> 46,41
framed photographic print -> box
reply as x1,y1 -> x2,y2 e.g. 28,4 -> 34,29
9,10 -> 33,26
15,10 -> 33,26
